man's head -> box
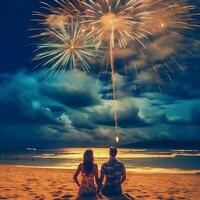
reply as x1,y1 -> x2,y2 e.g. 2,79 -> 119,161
109,146 -> 118,158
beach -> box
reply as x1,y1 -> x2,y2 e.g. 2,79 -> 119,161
0,165 -> 199,200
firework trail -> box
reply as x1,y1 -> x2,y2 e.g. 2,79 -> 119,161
32,0 -> 199,143
81,0 -> 153,142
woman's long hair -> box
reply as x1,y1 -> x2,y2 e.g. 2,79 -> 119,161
83,149 -> 94,175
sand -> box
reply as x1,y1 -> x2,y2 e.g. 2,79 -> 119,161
0,165 -> 199,200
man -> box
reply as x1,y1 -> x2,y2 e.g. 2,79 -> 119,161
99,147 -> 126,196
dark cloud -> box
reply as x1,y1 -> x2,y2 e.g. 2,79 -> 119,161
87,99 -> 149,128
0,95 -> 60,125
39,71 -> 101,108
162,105 -> 200,126
0,69 -> 200,147
1,66 -> 200,148
0,72 -> 61,125
191,106 -> 200,125
69,112 -> 95,130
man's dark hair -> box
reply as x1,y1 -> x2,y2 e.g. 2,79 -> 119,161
110,146 -> 118,157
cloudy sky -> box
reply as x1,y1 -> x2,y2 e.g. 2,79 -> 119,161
0,0 -> 200,148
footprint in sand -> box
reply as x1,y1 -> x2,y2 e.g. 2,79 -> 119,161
52,189 -> 64,197
125,189 -> 132,192
124,193 -> 135,200
0,196 -> 8,200
27,178 -> 38,182
22,186 -> 31,192
61,194 -> 73,200
29,192 -> 37,197
57,187 -> 64,190
4,195 -> 19,199
142,195 -> 149,198
136,195 -> 147,199
52,194 -> 60,198
135,189 -> 142,192
157,194 -> 164,199
34,195 -> 45,200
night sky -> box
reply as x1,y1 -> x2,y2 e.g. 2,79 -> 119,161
0,0 -> 200,148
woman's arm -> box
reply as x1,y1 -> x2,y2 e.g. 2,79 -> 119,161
94,164 -> 99,186
98,165 -> 105,193
73,164 -> 82,187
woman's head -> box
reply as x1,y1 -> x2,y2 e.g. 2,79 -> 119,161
83,149 -> 94,175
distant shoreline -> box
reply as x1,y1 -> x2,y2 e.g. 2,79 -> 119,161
1,147 -> 200,175
0,164 -> 199,175
1,139 -> 200,150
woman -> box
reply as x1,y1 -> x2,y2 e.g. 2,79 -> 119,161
73,149 -> 99,197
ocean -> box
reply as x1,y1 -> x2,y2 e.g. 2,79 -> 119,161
0,148 -> 200,174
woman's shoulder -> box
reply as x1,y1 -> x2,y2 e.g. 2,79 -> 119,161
78,163 -> 83,168
93,163 -> 98,169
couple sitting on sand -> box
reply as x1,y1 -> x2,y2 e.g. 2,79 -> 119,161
73,147 -> 126,198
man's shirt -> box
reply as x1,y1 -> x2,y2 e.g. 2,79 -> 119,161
101,159 -> 125,187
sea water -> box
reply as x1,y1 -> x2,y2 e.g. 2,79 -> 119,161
0,148 -> 200,174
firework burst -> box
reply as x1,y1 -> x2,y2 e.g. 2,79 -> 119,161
34,21 -> 102,74
82,0 -> 152,48
32,0 -> 78,28
136,0 -> 199,87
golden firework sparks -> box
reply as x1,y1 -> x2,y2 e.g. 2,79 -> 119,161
34,21 -> 102,74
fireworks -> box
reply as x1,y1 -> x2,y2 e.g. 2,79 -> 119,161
82,0 -> 152,48
79,0 -> 155,140
136,0 -> 199,87
140,1 -> 197,38
32,0 -> 199,143
34,21 -> 102,74
32,0 -> 78,27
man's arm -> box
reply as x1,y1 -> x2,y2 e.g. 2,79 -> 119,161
98,165 -> 105,192
121,164 -> 126,184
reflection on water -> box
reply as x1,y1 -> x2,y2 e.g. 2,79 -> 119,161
0,148 -> 200,174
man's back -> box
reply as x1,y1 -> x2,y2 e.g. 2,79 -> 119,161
99,147 -> 126,196
101,159 -> 125,187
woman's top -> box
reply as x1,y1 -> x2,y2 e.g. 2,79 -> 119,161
79,164 -> 97,196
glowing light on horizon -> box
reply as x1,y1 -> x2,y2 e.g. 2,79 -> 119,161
116,136 -> 120,143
